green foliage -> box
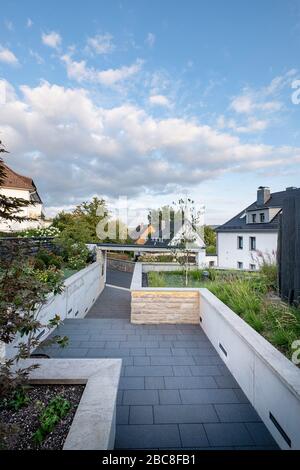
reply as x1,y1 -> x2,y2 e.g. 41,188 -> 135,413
147,272 -> 167,287
34,249 -> 63,270
55,232 -> 89,270
33,396 -> 71,444
67,255 -> 87,270
204,225 -> 216,248
52,197 -> 108,243
0,386 -> 30,411
206,244 -> 216,255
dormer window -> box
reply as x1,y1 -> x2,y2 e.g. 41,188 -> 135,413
252,214 -> 257,223
260,213 -> 265,223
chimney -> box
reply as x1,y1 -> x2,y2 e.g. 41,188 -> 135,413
257,186 -> 270,206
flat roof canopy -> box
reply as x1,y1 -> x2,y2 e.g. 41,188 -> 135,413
96,243 -> 201,253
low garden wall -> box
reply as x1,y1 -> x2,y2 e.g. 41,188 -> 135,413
200,288 -> 300,451
131,263 -> 199,324
4,261 -> 105,359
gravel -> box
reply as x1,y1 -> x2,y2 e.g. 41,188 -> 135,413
0,384 -> 84,450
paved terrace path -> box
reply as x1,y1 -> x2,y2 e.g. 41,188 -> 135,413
40,316 -> 278,450
86,268 -> 132,319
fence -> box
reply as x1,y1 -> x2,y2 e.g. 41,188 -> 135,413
278,189 -> 300,305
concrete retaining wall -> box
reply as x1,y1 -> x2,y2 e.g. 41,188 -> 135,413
200,288 -> 300,450
4,261 -> 104,359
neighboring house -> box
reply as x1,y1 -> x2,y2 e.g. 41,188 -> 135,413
140,219 -> 207,266
216,186 -> 298,270
132,224 -> 156,245
0,164 -> 50,232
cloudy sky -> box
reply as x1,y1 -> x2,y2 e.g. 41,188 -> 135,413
0,0 -> 300,224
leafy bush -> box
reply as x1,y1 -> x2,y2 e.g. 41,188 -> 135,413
34,249 -> 63,270
206,245 -> 216,255
33,396 -> 71,444
67,255 -> 87,270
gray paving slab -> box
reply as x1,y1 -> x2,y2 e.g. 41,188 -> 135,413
115,424 -> 181,449
39,298 -> 278,450
214,404 -> 261,422
179,424 -> 209,447
204,423 -> 254,447
159,390 -> 181,405
154,404 -> 218,423
129,406 -> 154,424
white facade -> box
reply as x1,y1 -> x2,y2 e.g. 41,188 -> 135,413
0,186 -> 49,232
217,231 -> 278,270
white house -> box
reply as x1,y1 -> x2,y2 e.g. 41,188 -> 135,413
216,186 -> 298,270
0,164 -> 50,232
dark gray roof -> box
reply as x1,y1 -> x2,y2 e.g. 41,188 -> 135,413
216,188 -> 300,233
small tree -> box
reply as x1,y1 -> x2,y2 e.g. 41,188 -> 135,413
170,198 -> 204,286
0,141 -> 68,398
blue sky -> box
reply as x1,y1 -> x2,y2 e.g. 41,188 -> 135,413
0,0 -> 300,224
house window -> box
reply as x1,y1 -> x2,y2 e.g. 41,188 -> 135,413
237,236 -> 243,249
209,260 -> 215,267
249,236 -> 256,251
260,213 -> 265,223
251,213 -> 257,223
237,262 -> 243,270
250,264 -> 256,271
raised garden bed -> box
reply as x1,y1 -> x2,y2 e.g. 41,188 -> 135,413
1,384 -> 84,450
145,269 -> 300,362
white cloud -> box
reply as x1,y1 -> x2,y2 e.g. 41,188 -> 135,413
149,94 -> 172,108
230,71 -> 297,115
146,33 -> 156,47
29,49 -> 44,64
86,33 -> 114,54
217,115 -> 269,133
42,31 -> 62,49
27,18 -> 33,28
0,45 -> 19,65
1,81 -> 300,208
62,54 -> 143,86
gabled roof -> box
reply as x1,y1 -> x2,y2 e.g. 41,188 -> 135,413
1,164 -> 43,203
2,164 -> 35,190
216,188 -> 300,233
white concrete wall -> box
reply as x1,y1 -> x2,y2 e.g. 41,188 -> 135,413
200,288 -> 300,450
217,231 -> 278,269
204,255 -> 218,267
4,261 -> 105,359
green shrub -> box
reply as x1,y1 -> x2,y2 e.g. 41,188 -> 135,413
147,272 -> 167,287
67,255 -> 87,270
35,249 -> 63,270
33,395 -> 71,444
